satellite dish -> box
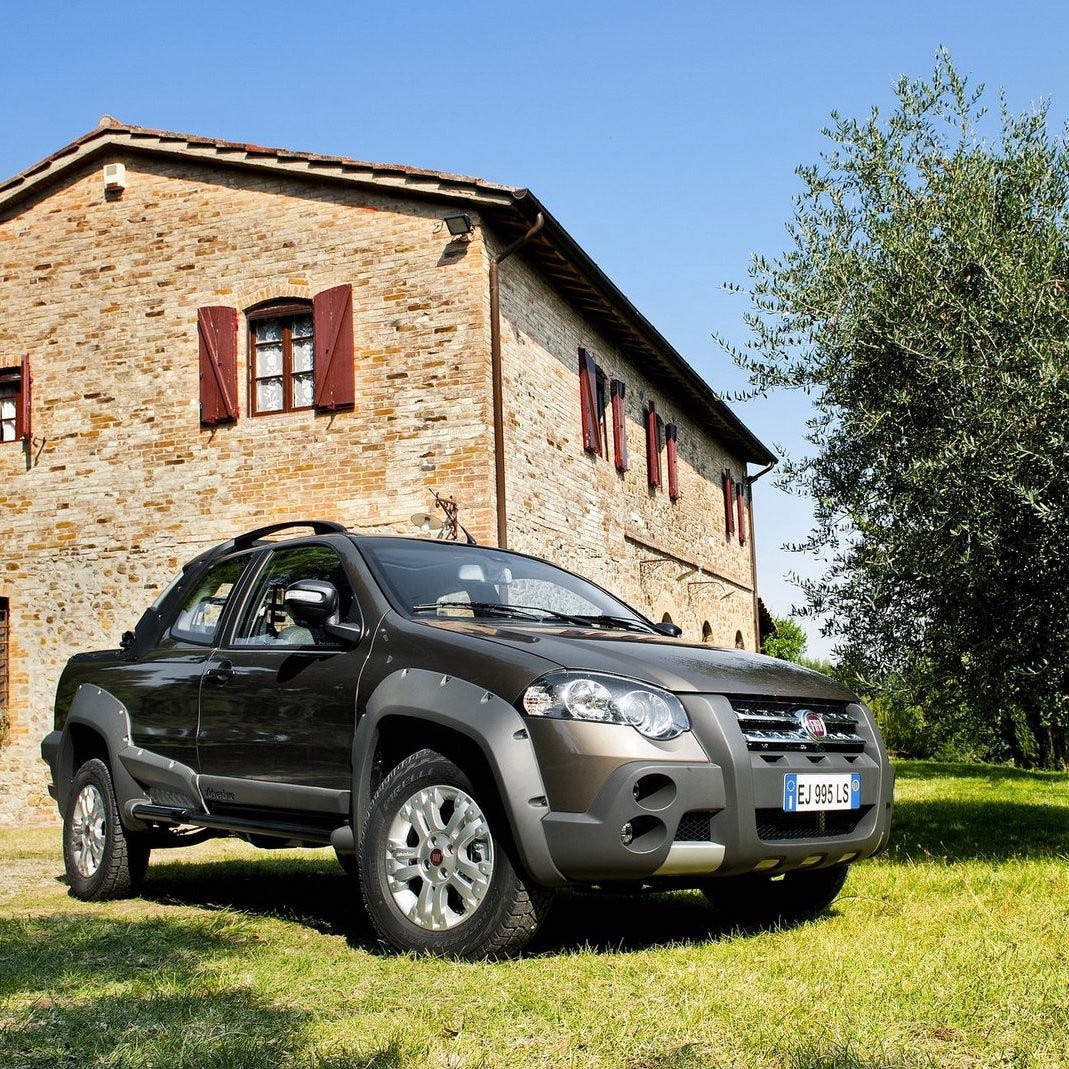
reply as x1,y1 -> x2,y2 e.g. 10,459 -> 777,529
410,512 -> 444,533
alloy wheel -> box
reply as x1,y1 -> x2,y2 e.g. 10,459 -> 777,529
383,784 -> 494,931
70,783 -> 107,878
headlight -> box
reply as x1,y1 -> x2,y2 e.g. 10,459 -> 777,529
520,671 -> 690,740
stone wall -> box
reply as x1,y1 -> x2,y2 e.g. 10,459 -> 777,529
494,243 -> 758,645
0,154 -> 495,823
0,151 -> 762,825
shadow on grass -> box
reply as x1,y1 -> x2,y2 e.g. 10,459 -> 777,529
887,798 -> 1068,861
140,853 -> 830,957
142,852 -> 376,948
530,887 -> 781,955
0,915 -> 404,1069
888,760 -> 1069,862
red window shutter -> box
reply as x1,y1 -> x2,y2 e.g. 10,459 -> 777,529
578,348 -> 601,454
610,379 -> 628,472
722,469 -> 735,535
313,284 -> 355,410
198,306 -> 238,425
19,354 -> 32,442
737,481 -> 748,545
646,401 -> 661,487
666,423 -> 679,501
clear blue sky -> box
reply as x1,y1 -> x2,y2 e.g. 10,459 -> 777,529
5,1 -> 1069,657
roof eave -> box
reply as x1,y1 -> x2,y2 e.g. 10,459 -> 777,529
487,190 -> 776,467
0,126 -> 522,217
0,121 -> 775,467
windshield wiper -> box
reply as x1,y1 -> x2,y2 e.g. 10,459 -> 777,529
411,602 -> 652,632
562,614 -> 655,633
411,601 -> 562,623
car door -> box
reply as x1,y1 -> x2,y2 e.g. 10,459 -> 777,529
195,542 -> 363,804
121,553 -> 254,769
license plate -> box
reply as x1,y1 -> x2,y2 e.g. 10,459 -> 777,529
783,772 -> 861,812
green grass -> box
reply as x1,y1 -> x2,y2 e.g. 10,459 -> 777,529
2,760 -> 1067,1068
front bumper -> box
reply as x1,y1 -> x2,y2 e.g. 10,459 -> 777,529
530,694 -> 895,884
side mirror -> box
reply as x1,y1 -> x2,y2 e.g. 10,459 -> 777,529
653,621 -> 683,638
120,630 -> 136,650
284,580 -> 339,626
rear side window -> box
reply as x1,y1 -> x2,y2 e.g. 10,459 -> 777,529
170,557 -> 251,645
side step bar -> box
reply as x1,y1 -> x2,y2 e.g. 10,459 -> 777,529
128,802 -> 339,846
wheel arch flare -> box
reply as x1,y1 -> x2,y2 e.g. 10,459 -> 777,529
354,668 -> 566,887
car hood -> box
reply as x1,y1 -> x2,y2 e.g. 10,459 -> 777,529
424,621 -> 856,701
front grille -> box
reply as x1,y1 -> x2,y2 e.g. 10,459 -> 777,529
755,806 -> 870,841
728,696 -> 866,754
675,810 -> 714,842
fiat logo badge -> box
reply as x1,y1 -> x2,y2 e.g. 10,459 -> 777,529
797,709 -> 828,741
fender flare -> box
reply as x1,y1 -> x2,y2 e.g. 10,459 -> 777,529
353,668 -> 565,887
50,684 -> 203,828
49,684 -> 143,818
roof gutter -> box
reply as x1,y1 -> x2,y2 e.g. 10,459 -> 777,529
489,211 -> 545,549
745,460 -> 777,650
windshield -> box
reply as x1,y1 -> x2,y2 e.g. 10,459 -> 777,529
357,538 -> 653,632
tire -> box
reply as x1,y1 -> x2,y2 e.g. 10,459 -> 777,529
63,758 -> 150,900
702,864 -> 849,925
359,749 -> 550,958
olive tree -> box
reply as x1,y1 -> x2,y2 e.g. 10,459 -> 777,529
726,53 -> 1069,767
762,616 -> 808,663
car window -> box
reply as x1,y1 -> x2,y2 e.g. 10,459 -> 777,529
233,544 -> 357,647
170,557 -> 251,645
359,538 -> 648,628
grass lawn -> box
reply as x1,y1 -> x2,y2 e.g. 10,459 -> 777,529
1,760 -> 1067,1068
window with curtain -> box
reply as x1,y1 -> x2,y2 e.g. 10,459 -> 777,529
248,302 -> 315,415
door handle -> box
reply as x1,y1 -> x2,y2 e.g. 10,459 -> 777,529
205,658 -> 234,685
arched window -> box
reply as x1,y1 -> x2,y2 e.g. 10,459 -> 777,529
734,630 -> 745,650
0,357 -> 29,443
661,611 -> 674,625
701,621 -> 713,644
247,299 -> 315,415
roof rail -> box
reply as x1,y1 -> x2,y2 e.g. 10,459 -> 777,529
184,520 -> 349,573
232,519 -> 348,549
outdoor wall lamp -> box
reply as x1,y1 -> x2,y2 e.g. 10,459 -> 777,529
443,212 -> 474,236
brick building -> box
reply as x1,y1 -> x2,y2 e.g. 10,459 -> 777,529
0,118 -> 774,823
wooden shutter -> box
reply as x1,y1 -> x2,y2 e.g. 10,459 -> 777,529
722,469 -> 735,535
736,481 -> 748,544
578,348 -> 601,454
313,284 -> 355,410
645,401 -> 661,487
610,379 -> 628,472
198,306 -> 238,425
19,354 -> 31,442
665,423 -> 679,501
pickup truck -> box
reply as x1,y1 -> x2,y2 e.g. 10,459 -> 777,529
42,520 -> 894,957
